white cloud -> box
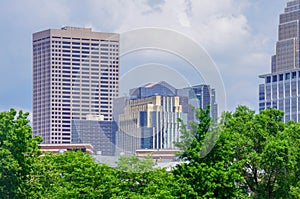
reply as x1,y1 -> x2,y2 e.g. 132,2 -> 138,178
84,0 -> 264,111
178,12 -> 191,27
0,0 -> 283,112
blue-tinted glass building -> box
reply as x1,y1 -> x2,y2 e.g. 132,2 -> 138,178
72,119 -> 117,155
259,0 -> 300,122
129,81 -> 177,99
177,84 -> 218,120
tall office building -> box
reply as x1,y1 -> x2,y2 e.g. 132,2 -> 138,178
114,81 -> 218,155
115,82 -> 184,155
259,0 -> 300,122
177,84 -> 218,120
33,27 -> 120,144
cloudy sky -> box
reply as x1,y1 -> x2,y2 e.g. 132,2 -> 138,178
0,0 -> 287,115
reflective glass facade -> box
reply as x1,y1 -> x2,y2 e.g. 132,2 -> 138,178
72,120 -> 117,155
259,70 -> 300,122
259,1 -> 300,122
177,84 -> 218,120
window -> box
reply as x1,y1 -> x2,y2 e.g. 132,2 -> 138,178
279,74 -> 283,81
286,73 -> 290,80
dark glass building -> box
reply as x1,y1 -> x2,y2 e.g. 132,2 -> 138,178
177,84 -> 218,120
72,120 -> 117,155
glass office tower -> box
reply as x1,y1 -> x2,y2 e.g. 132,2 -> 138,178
259,0 -> 300,122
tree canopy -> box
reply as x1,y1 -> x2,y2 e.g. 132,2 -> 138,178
0,109 -> 42,198
0,107 -> 299,198
174,106 -> 300,198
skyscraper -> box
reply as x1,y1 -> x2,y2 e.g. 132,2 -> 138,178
177,84 -> 218,120
33,27 -> 120,144
113,81 -> 218,155
259,0 -> 300,122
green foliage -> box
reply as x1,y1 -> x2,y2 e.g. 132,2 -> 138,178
221,106 -> 300,198
114,168 -> 180,198
0,109 -> 42,198
117,155 -> 155,173
27,151 -> 120,198
114,155 -> 195,198
173,106 -> 300,198
290,183 -> 300,199
1,107 -> 299,198
175,107 -> 212,156
115,158 -> 182,198
173,107 -> 246,198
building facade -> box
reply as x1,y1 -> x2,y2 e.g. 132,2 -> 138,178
33,27 -> 120,143
114,81 -> 218,155
259,0 -> 300,122
116,95 -> 183,155
72,119 -> 117,155
177,84 -> 218,120
115,82 -> 184,155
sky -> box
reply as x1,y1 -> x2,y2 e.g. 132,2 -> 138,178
0,0 -> 288,116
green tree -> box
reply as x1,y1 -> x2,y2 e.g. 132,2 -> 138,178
218,106 -> 300,198
174,106 -> 300,198
27,151 -> 120,198
115,155 -> 187,198
173,107 -> 246,198
0,109 -> 42,198
223,107 -> 300,198
117,155 -> 155,173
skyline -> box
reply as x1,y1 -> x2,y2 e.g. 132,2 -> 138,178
0,0 -> 287,116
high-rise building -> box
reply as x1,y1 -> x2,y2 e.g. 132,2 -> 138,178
259,0 -> 300,122
72,119 -> 117,155
114,82 -> 184,155
113,81 -> 218,155
177,84 -> 218,120
33,27 -> 120,144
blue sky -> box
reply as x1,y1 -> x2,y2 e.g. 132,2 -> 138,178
0,0 -> 287,116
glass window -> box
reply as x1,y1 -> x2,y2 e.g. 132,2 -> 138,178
279,74 -> 284,81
